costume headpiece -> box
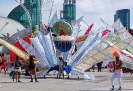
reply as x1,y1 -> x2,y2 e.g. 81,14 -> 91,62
109,47 -> 120,58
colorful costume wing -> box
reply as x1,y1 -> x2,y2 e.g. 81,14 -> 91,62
75,35 -> 88,49
44,33 -> 58,65
63,26 -> 81,63
30,37 -> 50,67
72,16 -> 84,27
19,38 -> 47,66
75,27 -> 133,71
0,38 -> 29,60
120,51 -> 133,69
36,31 -> 58,66
48,11 -> 58,27
74,40 -> 111,71
2,28 -> 31,53
70,33 -> 101,67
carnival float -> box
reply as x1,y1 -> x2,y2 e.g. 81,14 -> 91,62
0,1 -> 133,80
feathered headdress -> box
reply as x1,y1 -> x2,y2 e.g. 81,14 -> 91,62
109,47 -> 120,58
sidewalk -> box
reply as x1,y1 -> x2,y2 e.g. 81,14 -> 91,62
0,69 -> 133,91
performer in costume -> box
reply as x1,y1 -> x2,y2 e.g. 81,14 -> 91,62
0,53 -> 7,74
28,55 -> 38,82
57,57 -> 64,78
109,47 -> 123,91
14,56 -> 22,82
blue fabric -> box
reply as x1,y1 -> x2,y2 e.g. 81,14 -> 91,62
63,65 -> 71,74
47,65 -> 59,73
47,65 -> 72,74
54,41 -> 73,52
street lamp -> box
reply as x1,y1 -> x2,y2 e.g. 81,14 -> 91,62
15,0 -> 32,31
0,22 -> 9,32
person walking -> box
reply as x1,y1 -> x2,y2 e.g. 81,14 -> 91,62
28,55 -> 38,82
109,47 -> 123,91
14,56 -> 22,82
97,61 -> 103,72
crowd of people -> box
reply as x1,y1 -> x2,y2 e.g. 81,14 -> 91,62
91,61 -> 103,72
0,51 -> 133,91
0,52 -> 39,88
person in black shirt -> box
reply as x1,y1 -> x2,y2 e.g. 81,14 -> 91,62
14,56 -> 22,82
28,55 -> 38,82
97,61 -> 103,72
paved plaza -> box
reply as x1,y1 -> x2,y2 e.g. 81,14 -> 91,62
0,69 -> 133,91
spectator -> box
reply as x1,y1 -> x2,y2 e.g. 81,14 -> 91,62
97,61 -> 103,72
92,65 -> 95,72
14,56 -> 22,82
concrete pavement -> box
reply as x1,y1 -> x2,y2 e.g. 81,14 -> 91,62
0,69 -> 133,91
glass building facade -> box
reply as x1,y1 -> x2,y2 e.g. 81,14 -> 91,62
8,0 -> 40,28
114,9 -> 130,32
62,0 -> 76,21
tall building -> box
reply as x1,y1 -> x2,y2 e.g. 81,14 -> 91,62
8,0 -> 41,28
114,9 -> 130,31
61,0 -> 76,21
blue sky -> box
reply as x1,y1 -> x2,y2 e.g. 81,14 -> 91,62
0,0 -> 133,35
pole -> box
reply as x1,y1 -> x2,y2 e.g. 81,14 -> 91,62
0,22 -> 9,32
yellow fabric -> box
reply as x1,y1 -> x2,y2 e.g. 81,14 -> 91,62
0,38 -> 29,61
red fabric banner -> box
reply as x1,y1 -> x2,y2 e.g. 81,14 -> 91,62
44,24 -> 48,29
9,34 -> 33,63
84,23 -> 94,35
101,29 -> 111,37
